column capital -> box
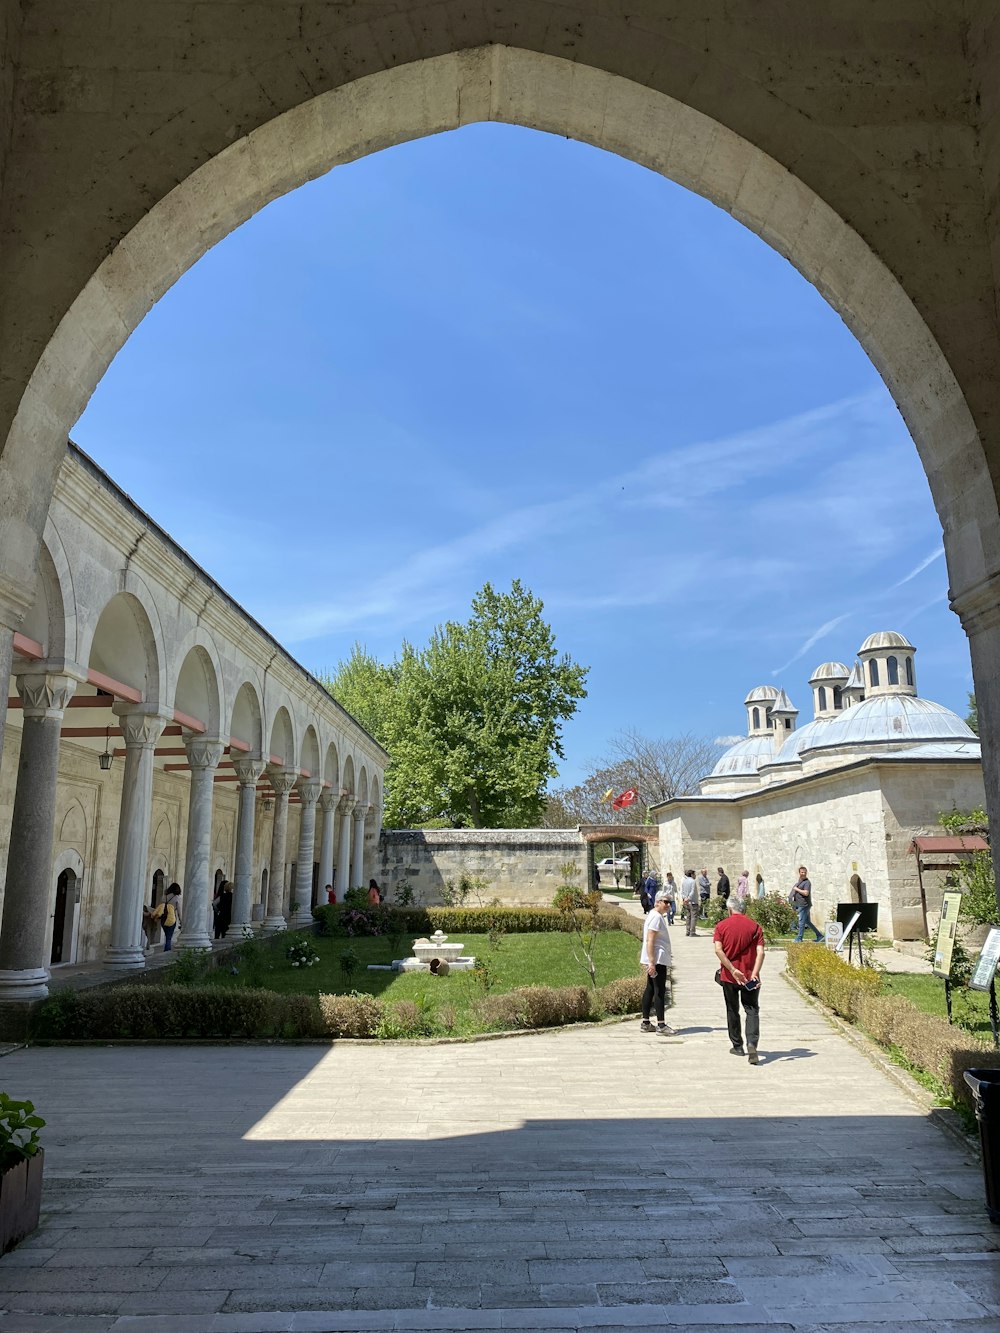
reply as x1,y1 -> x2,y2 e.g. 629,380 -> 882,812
267,764 -> 299,797
232,756 -> 266,787
950,571 -> 1000,637
297,777 -> 323,807
15,670 -> 79,720
319,787 -> 338,812
337,791 -> 354,814
113,705 -> 168,749
352,800 -> 372,819
184,736 -> 225,772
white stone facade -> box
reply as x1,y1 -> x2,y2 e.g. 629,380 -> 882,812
0,444 -> 387,998
654,633 -> 986,939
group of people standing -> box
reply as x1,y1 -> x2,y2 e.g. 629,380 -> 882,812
638,864 -> 824,943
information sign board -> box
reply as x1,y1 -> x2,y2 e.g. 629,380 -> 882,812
932,890 -> 963,979
969,925 -> 1000,992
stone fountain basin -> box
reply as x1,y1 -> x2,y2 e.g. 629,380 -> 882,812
412,942 -> 465,962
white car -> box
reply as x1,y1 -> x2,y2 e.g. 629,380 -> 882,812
597,857 -> 630,869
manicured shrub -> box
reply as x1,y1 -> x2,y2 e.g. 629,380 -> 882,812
745,893 -> 797,940
595,973 -> 646,1015
472,991 -> 529,1031
517,985 -> 591,1028
318,991 -> 384,1037
33,986 -> 326,1040
312,903 -> 634,939
786,945 -> 999,1110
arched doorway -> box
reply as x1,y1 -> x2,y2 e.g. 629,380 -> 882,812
50,868 -> 78,966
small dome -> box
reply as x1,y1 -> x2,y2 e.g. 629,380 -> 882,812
858,631 -> 914,654
709,734 -> 775,777
804,694 -> 974,751
743,685 -> 779,706
808,661 -> 850,684
767,715 -> 835,764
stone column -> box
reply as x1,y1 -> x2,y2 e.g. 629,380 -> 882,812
0,575 -> 34,784
291,778 -> 322,927
336,793 -> 353,895
227,756 -> 266,937
0,671 -> 78,1000
351,801 -> 370,890
179,736 -> 225,950
317,788 -> 337,898
105,708 -> 168,969
262,766 -> 297,933
954,579 -> 1000,911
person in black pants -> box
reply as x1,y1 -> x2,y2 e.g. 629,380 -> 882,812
639,892 -> 675,1036
713,897 -> 766,1064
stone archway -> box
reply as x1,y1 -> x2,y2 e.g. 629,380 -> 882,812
1,23 -> 999,849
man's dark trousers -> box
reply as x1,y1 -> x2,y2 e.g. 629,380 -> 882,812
723,981 -> 759,1050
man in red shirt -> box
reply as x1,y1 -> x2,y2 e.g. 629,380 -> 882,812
713,896 -> 766,1065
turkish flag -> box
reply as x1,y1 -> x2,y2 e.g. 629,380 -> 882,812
612,788 -> 637,810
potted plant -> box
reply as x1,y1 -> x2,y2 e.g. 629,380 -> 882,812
0,1092 -> 44,1253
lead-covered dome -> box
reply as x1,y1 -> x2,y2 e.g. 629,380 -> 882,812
859,631 -> 914,653
808,661 -> 850,684
803,694 -> 975,751
709,734 -> 776,777
743,685 -> 779,705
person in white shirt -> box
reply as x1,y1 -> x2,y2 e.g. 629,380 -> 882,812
639,892 -> 675,1035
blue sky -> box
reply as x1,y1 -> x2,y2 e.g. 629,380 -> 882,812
74,123 -> 972,784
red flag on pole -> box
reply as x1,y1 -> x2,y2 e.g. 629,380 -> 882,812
612,788 -> 637,810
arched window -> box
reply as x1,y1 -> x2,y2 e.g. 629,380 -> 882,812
887,655 -> 899,685
833,686 -> 843,709
784,717 -> 791,730
869,659 -> 879,686
752,707 -> 760,729
905,656 -> 914,687
818,686 -> 827,711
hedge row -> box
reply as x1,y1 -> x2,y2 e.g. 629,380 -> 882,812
312,903 -> 641,938
785,945 -> 998,1110
34,972 -> 649,1041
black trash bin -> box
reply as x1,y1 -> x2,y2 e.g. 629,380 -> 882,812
963,1068 -> 1000,1224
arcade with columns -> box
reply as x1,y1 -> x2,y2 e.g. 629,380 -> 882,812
0,443 -> 388,1003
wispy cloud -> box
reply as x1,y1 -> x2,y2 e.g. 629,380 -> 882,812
887,546 -> 944,592
771,614 -> 852,676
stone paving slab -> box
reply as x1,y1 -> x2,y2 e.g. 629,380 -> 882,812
0,931 -> 997,1331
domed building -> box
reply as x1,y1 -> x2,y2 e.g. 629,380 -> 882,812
652,631 -> 983,940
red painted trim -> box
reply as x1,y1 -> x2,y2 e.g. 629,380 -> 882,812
172,708 -> 206,734
270,753 -> 284,765
163,763 -> 190,773
86,668 -> 142,704
12,632 -> 45,660
228,736 -> 251,753
60,725 -> 123,738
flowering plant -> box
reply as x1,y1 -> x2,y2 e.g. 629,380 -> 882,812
286,938 -> 320,969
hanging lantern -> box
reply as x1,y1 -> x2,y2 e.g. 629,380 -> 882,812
98,727 -> 114,772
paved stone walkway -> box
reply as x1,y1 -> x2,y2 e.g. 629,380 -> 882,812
2,930 -> 998,1331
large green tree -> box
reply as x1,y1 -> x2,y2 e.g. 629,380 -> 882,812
322,581 -> 588,829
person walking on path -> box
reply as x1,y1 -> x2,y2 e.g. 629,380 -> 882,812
697,868 -> 711,919
662,872 -> 678,925
640,891 -> 675,1035
736,870 -> 749,903
790,865 -> 823,942
681,870 -> 700,936
713,896 -> 765,1064
716,866 -> 731,901
159,883 -> 181,952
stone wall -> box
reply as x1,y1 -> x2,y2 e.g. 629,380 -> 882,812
379,829 -> 589,906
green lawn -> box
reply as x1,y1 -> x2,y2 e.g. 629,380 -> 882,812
884,972 -> 996,1044
209,930 -> 642,1006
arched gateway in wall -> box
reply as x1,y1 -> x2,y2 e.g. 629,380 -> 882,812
1,11 -> 1000,934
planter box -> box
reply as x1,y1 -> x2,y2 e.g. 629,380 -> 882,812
0,1149 -> 43,1254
